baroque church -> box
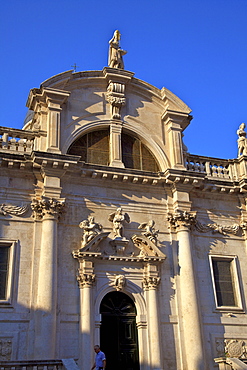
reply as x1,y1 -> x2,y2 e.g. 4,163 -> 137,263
0,30 -> 247,370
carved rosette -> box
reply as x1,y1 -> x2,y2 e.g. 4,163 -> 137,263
31,197 -> 65,220
106,82 -> 126,119
77,272 -> 96,288
143,276 -> 160,290
167,210 -> 196,231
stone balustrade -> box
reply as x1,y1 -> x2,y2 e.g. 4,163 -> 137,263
186,154 -> 233,180
0,127 -> 38,153
0,360 -> 64,370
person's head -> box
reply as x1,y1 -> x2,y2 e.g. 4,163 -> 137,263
94,345 -> 100,353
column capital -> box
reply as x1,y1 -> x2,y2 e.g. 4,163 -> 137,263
77,272 -> 96,288
143,276 -> 160,290
168,209 -> 196,231
31,197 -> 65,220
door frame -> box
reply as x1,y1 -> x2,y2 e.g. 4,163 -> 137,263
94,284 -> 149,370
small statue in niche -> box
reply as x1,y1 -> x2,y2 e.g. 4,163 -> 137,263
108,207 -> 130,238
237,123 -> 247,157
79,215 -> 102,247
108,30 -> 127,69
138,220 -> 159,244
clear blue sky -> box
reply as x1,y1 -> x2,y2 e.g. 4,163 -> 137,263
1,0 -> 247,159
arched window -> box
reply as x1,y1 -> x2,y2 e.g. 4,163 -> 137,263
67,129 -> 160,171
68,130 -> 109,165
122,133 -> 159,172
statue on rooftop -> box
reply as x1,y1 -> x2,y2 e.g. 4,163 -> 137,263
108,30 -> 127,69
237,123 -> 247,157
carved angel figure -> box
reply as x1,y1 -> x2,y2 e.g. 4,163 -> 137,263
108,30 -> 127,69
108,207 -> 130,238
138,220 -> 159,244
79,215 -> 102,247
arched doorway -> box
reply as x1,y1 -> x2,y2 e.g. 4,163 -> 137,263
100,291 -> 140,370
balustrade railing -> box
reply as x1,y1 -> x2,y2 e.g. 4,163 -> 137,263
0,360 -> 64,370
186,154 -> 233,180
0,127 -> 37,153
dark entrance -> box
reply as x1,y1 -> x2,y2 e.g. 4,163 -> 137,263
100,291 -> 140,370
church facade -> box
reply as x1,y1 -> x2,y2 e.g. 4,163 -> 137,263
1,32 -> 247,370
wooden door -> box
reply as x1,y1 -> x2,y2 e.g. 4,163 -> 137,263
100,291 -> 140,370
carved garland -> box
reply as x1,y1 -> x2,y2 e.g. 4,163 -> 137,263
0,203 -> 29,216
168,209 -> 242,236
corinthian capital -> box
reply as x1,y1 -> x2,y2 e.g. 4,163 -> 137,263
143,276 -> 160,290
167,210 -> 196,230
31,197 -> 65,220
77,273 -> 95,288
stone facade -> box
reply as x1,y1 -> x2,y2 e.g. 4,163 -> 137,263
1,36 -> 247,370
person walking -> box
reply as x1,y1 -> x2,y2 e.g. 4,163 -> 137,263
91,345 -> 106,370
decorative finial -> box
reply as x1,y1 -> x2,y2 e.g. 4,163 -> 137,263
108,30 -> 127,69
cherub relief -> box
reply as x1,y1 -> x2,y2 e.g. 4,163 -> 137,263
79,215 -> 102,247
138,220 -> 159,244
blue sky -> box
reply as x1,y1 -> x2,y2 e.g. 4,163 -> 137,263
1,0 -> 247,159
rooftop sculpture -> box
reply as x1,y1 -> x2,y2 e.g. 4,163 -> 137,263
108,30 -> 127,69
237,123 -> 247,157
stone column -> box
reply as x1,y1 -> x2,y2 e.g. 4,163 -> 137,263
77,260 -> 95,370
109,122 -> 125,168
143,264 -> 162,370
31,197 -> 65,359
162,111 -> 191,169
168,210 -> 204,370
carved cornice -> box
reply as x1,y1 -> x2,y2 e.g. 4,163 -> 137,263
77,272 -> 95,288
31,197 -> 65,220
